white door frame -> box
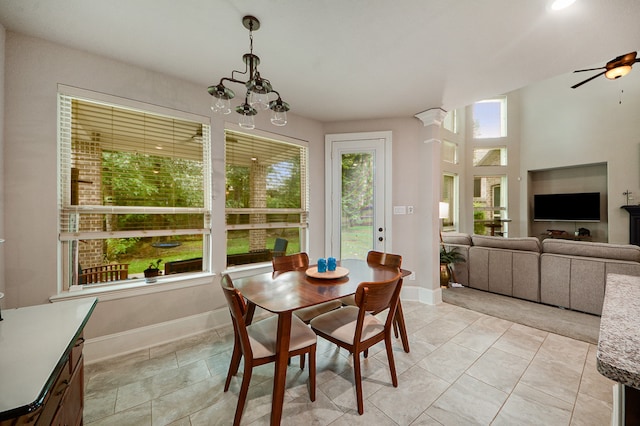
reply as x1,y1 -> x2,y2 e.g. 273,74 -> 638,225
324,131 -> 392,258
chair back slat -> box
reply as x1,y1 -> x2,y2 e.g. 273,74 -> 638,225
366,250 -> 402,269
355,273 -> 402,314
220,274 -> 255,357
272,252 -> 310,274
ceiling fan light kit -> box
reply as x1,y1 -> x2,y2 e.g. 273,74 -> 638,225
605,64 -> 632,80
571,51 -> 639,89
207,15 -> 290,129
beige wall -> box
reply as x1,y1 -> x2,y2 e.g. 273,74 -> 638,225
517,71 -> 640,244
2,31 -> 325,341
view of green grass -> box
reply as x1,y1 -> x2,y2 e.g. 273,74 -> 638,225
341,225 -> 373,260
116,226 -> 367,274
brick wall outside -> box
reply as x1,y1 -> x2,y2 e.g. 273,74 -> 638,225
249,162 -> 267,251
73,139 -> 104,268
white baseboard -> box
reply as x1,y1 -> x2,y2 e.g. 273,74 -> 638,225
84,289 -> 439,364
83,307 -> 231,364
402,284 -> 443,305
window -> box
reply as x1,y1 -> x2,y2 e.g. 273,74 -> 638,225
473,175 -> 508,236
441,174 -> 457,230
442,140 -> 458,164
472,97 -> 507,139
443,109 -> 458,134
58,91 -> 211,289
472,146 -> 507,166
225,129 -> 308,267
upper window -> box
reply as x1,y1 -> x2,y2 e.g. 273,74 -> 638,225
225,129 -> 308,267
473,147 -> 507,166
441,173 -> 457,230
442,140 -> 458,164
58,91 -> 212,289
472,97 -> 507,139
443,109 -> 458,134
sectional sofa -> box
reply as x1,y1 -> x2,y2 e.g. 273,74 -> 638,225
441,233 -> 640,315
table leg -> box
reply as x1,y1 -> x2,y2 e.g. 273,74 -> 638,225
271,311 -> 292,425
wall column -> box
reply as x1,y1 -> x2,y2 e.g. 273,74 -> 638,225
414,108 -> 446,304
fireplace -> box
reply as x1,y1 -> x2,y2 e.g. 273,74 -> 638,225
622,205 -> 640,246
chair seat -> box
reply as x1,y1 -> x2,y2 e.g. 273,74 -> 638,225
294,300 -> 343,323
248,314 -> 317,359
310,306 -> 384,345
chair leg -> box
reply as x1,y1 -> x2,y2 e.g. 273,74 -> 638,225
233,362 -> 253,426
384,333 -> 398,388
363,348 -> 368,358
395,301 -> 410,353
393,319 -> 399,338
224,341 -> 243,392
353,350 -> 365,415
309,345 -> 316,402
299,353 -> 306,370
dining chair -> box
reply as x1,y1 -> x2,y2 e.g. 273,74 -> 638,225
272,237 -> 288,257
310,272 -> 403,415
221,274 -> 317,426
272,252 -> 342,323
341,251 -> 410,352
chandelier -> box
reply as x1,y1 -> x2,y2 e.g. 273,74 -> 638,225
207,15 -> 290,129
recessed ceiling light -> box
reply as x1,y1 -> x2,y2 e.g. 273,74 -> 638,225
551,0 -> 576,11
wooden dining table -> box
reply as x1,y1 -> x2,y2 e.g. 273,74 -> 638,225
232,258 -> 406,425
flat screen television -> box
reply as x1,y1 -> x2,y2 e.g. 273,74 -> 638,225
533,192 -> 601,222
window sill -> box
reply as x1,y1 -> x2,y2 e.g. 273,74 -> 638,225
50,273 -> 217,303
223,261 -> 273,278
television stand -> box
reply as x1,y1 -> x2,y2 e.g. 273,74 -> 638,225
538,233 -> 592,242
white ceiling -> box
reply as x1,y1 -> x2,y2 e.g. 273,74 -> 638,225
1,0 -> 639,122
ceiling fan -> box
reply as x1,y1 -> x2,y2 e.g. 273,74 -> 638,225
571,51 -> 640,89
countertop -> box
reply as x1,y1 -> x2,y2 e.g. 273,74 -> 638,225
0,297 -> 97,419
597,274 -> 640,389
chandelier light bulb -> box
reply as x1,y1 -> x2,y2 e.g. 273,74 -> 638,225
212,97 -> 231,114
269,97 -> 290,126
239,114 -> 255,129
249,91 -> 270,111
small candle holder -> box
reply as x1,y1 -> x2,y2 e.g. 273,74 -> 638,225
317,258 -> 327,273
328,257 -> 337,271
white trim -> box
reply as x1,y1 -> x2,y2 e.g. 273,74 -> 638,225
324,131 -> 393,256
57,84 -> 211,124
83,308 -> 230,364
401,284 -> 442,305
50,274 -> 216,302
83,294 -> 438,364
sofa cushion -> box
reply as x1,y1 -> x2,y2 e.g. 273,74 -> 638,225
441,232 -> 472,246
542,239 -> 640,262
471,235 -> 542,252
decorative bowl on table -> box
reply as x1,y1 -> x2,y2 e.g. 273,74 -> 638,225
305,266 -> 349,279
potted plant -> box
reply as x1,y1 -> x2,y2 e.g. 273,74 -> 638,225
144,259 -> 162,283
439,247 -> 465,288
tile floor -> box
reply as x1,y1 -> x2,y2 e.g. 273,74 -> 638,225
84,301 -> 614,425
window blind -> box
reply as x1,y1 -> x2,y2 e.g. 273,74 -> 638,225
59,95 -> 211,239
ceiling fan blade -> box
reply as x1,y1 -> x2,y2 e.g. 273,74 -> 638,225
571,70 -> 606,89
574,66 -> 606,73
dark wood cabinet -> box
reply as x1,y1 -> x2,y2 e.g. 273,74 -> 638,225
0,335 -> 85,426
0,298 -> 96,426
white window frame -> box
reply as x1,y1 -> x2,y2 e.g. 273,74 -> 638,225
224,126 -> 309,268
57,85 -> 213,292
